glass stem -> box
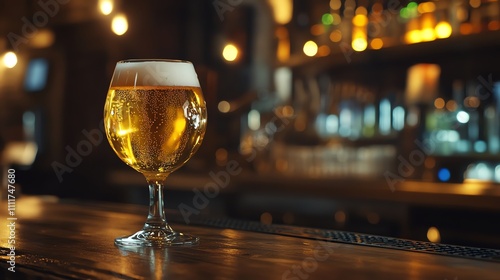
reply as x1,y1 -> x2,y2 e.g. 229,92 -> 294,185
144,179 -> 173,232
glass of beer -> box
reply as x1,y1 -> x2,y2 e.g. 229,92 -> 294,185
103,59 -> 207,247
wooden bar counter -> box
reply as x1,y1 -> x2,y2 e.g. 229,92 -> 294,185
1,196 -> 499,279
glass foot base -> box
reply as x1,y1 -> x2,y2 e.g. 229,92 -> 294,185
115,229 -> 199,247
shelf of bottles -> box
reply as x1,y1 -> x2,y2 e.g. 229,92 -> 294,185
239,0 -> 500,184
285,0 -> 500,62
425,77 -> 500,183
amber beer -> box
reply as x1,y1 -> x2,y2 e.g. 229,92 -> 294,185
105,86 -> 206,178
104,61 -> 207,180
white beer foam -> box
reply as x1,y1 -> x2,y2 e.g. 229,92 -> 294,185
111,60 -> 200,87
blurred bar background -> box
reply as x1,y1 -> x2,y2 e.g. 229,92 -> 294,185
1,0 -> 499,248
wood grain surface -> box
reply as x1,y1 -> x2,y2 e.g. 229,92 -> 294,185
1,196 -> 499,279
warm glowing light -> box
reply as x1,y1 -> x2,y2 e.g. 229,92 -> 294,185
352,37 -> 367,52
17,196 -> 49,219
111,14 -> 128,35
317,45 -> 331,56
464,96 -> 480,108
405,64 -> 441,104
418,2 -> 436,14
2,141 -> 38,165
355,6 -> 367,16
303,40 -> 318,57
405,30 -> 422,44
352,26 -> 368,52
164,114 -> 184,152
3,51 -> 17,68
99,0 -> 113,15
330,0 -> 342,10
268,0 -> 293,25
275,105 -> 294,118
218,101 -> 231,113
420,28 -> 435,41
420,13 -> 436,41
353,14 -> 368,26
281,105 -> 294,117
435,21 -> 452,38
405,18 -> 421,44
116,128 -> 137,136
370,38 -> 383,49
329,30 -> 342,42
427,226 -> 441,243
446,100 -> 457,111
222,44 -> 239,62
469,0 -> 481,8
434,98 -> 445,109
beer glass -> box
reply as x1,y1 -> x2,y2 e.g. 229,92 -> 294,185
104,59 -> 207,246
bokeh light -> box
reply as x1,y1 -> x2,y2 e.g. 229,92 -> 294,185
438,168 -> 451,182
352,37 -> 367,52
317,45 -> 331,56
218,101 -> 231,113
330,30 -> 342,42
435,21 -> 452,38
303,40 -> 318,57
427,227 -> 441,242
370,38 -> 383,49
418,2 -> 436,13
222,44 -> 239,62
322,13 -> 334,25
111,14 -> 128,35
434,98 -> 445,109
3,51 -> 17,68
330,0 -> 342,10
99,0 -> 113,15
